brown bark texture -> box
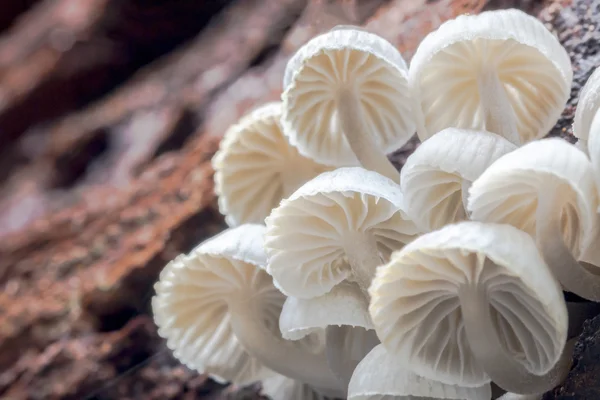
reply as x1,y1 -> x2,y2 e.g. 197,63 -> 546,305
0,0 -> 597,398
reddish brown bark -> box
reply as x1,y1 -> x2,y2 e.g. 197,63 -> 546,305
0,0 -> 596,398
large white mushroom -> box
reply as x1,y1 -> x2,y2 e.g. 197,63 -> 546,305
409,9 -> 572,145
282,26 -> 416,182
265,167 -> 420,299
369,222 -> 570,394
468,138 -> 600,301
152,224 -> 343,397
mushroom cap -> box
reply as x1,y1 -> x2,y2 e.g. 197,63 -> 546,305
369,222 -> 568,386
278,281 -> 379,388
279,282 -> 373,340
282,28 -> 415,166
409,9 -> 572,143
265,167 -> 420,298
213,102 -> 330,226
401,128 -> 516,232
573,67 -> 600,144
152,224 -> 283,385
468,138 -> 598,258
348,344 -> 492,400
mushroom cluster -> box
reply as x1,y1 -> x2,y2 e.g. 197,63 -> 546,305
151,8 -> 600,400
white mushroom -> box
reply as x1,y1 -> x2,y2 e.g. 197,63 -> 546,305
369,221 -> 569,394
279,285 -> 379,388
573,67 -> 600,154
213,102 -> 330,226
468,138 -> 600,300
265,167 -> 419,387
278,279 -> 380,388
348,344 -> 492,400
152,224 -> 343,397
401,127 -> 516,232
265,167 -> 420,299
279,282 -> 374,340
278,281 -> 378,387
409,9 -> 572,145
282,26 -> 415,182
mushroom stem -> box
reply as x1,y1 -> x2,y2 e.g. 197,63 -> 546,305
336,87 -> 400,183
229,308 -> 343,396
345,231 -> 384,296
535,184 -> 600,301
325,325 -> 356,387
461,179 -> 472,217
459,277 -> 572,394
324,325 -> 379,388
477,68 -> 521,145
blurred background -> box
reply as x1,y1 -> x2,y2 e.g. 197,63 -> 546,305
0,0 -> 595,398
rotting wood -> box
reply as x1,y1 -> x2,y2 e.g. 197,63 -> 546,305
0,0 -> 595,398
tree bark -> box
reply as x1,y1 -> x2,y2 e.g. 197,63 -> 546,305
3,0 -> 594,398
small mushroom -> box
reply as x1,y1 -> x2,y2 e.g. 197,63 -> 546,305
152,224 -> 343,397
348,344 -> 492,400
468,138 -> 600,300
282,26 -> 415,182
279,282 -> 374,340
265,167 -> 420,299
213,102 -> 330,226
573,66 -> 600,154
409,9 -> 572,145
278,284 -> 379,387
401,127 -> 516,232
369,221 -> 569,394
